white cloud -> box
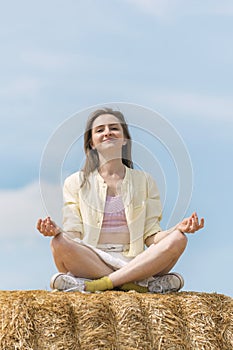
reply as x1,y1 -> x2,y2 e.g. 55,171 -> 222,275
20,51 -> 80,71
126,0 -> 233,17
210,2 -> 233,15
98,87 -> 233,124
151,90 -> 233,122
0,182 -> 62,238
0,77 -> 44,98
126,0 -> 182,17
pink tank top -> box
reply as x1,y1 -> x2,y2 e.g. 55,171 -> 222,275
100,195 -> 129,234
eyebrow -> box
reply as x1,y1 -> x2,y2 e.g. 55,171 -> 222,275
93,123 -> 120,129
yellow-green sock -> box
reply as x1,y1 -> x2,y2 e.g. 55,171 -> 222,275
85,276 -> 113,292
120,283 -> 148,293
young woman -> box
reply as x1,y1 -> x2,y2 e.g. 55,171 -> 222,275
37,108 -> 204,293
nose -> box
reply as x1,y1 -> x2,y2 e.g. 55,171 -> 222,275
104,126 -> 111,136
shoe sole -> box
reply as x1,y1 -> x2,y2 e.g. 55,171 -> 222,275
50,273 -> 91,292
50,272 -> 65,290
149,272 -> 184,293
168,272 -> 184,290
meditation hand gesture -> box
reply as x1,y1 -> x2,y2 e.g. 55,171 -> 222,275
176,212 -> 204,234
37,217 -> 62,237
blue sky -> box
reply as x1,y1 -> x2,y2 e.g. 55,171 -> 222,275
0,0 -> 233,297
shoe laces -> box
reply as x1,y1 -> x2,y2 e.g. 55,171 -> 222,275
55,274 -> 80,290
161,275 -> 174,289
64,285 -> 88,293
150,274 -> 180,293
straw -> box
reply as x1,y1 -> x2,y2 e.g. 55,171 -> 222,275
0,290 -> 232,349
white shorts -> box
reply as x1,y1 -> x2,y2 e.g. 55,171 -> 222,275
72,239 -> 133,270
72,238 -> 153,287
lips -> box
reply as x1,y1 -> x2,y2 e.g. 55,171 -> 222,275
102,138 -> 116,142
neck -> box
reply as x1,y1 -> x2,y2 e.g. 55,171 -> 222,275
98,159 -> 125,178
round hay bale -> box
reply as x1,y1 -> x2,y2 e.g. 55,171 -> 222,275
0,290 -> 232,349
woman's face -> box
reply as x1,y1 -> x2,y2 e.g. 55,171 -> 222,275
91,114 -> 126,152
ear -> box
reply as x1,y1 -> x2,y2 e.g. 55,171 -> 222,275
90,141 -> 95,150
123,139 -> 127,146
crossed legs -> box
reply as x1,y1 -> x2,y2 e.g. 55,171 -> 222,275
109,230 -> 187,286
50,230 -> 187,288
50,235 -> 114,279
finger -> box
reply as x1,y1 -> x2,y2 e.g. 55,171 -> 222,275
50,219 -> 58,230
45,217 -> 51,225
186,217 -> 198,233
190,212 -> 198,227
191,217 -> 198,230
196,218 -> 205,231
191,212 -> 196,220
46,217 -> 56,229
48,217 -> 55,225
45,223 -> 53,232
36,219 -> 42,230
193,212 -> 201,226
183,218 -> 193,232
193,218 -> 205,232
200,218 -> 204,227
184,218 -> 192,229
40,220 -> 47,233
41,221 -> 47,232
43,228 -> 52,236
188,217 -> 193,226
46,222 -> 59,236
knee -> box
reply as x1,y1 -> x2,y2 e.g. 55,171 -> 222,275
50,234 -> 81,256
167,230 -> 188,257
50,233 -> 65,254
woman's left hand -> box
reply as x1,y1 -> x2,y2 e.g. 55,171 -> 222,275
176,212 -> 204,234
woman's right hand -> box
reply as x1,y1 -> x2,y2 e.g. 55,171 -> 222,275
36,216 -> 62,237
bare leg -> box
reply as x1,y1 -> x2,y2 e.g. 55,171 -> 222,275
50,234 -> 114,279
51,230 -> 187,287
109,230 -> 187,287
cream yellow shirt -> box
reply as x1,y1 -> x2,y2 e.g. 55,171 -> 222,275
63,166 -> 162,257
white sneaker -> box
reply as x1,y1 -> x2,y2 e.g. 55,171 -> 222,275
148,272 -> 184,293
50,273 -> 91,292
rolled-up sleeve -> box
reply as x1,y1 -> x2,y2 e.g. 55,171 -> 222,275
62,174 -> 84,239
143,174 -> 162,242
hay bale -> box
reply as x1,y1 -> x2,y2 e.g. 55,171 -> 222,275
0,290 -> 232,349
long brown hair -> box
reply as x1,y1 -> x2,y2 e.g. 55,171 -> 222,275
81,108 -> 133,187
